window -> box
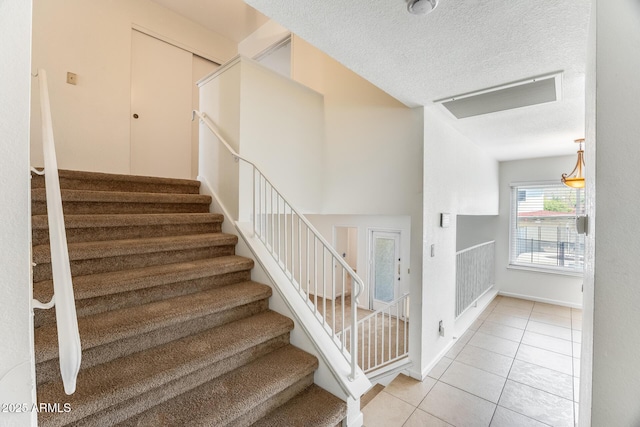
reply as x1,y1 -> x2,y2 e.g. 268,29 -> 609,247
510,182 -> 584,274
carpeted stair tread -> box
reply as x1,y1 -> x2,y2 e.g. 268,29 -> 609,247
31,188 -> 212,215
252,384 -> 347,427
32,213 -> 224,245
118,345 -> 318,427
32,169 -> 201,194
33,233 -> 237,264
35,281 -> 272,364
32,212 -> 223,230
32,188 -> 211,205
37,311 -> 295,427
33,256 -> 254,302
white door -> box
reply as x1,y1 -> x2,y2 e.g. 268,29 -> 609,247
130,30 -> 192,179
370,231 -> 401,311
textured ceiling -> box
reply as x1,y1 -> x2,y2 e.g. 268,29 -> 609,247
149,0 -> 269,43
244,0 -> 591,161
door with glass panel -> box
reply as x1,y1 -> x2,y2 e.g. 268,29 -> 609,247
370,231 -> 401,311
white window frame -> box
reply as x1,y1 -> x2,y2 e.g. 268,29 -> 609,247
509,181 -> 584,276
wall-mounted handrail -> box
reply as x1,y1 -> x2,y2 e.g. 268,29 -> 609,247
194,109 -> 364,380
32,69 -> 82,394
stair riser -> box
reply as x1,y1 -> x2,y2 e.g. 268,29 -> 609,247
45,335 -> 291,427
231,374 -> 315,427
34,270 -> 252,328
32,175 -> 200,194
36,299 -> 270,385
32,201 -> 210,215
33,222 -> 222,246
33,245 -> 236,282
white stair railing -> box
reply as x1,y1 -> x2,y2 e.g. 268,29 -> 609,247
31,69 -> 82,394
340,293 -> 410,374
194,110 -> 363,380
456,240 -> 495,318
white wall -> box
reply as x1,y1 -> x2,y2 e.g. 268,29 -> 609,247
291,37 -> 424,217
31,0 -> 236,174
198,56 -> 325,219
0,0 -> 36,425
420,105 -> 499,377
456,215 -> 499,251
589,0 -> 640,424
496,156 -> 584,307
240,59 -> 324,214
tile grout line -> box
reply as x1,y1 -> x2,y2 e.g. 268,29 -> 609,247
488,304 -> 531,426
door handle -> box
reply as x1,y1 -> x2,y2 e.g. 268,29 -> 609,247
133,113 -> 139,119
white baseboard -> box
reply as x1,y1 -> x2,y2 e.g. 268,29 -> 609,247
406,337 -> 457,381
498,291 -> 583,309
346,410 -> 363,427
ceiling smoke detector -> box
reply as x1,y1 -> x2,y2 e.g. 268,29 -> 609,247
408,0 -> 438,15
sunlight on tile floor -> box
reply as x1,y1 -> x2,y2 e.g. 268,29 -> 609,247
362,296 -> 581,427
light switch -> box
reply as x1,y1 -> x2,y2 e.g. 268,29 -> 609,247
67,72 -> 77,85
440,213 -> 451,228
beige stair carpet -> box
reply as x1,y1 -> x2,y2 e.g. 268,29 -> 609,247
33,169 -> 347,426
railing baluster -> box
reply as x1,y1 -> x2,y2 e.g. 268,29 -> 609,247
342,269 -> 346,350
252,167 -> 256,233
271,186 -> 275,251
322,248 -> 326,327
298,217 -> 302,290
395,304 -> 399,358
366,319 -> 370,370
332,256 -> 336,336
314,237 -> 318,313
306,227 -> 310,300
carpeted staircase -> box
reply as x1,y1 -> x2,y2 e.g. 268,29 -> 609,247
31,169 -> 347,426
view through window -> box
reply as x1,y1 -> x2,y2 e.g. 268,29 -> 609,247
510,183 -> 585,273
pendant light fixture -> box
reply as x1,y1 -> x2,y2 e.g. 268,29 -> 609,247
561,138 -> 585,188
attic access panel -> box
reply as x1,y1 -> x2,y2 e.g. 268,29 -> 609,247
434,72 -> 563,119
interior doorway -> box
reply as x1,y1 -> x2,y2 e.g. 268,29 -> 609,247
334,226 -> 358,298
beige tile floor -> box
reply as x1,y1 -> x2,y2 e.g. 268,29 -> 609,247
362,296 -> 582,427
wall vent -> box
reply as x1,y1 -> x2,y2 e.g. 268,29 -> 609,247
434,72 -> 563,119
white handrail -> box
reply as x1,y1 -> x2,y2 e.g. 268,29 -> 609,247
456,239 -> 496,255
194,110 -> 364,380
32,69 -> 82,394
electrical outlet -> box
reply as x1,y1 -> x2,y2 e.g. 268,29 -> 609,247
66,72 -> 77,85
438,320 -> 444,337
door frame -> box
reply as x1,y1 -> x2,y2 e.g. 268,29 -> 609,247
132,24 -> 224,64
